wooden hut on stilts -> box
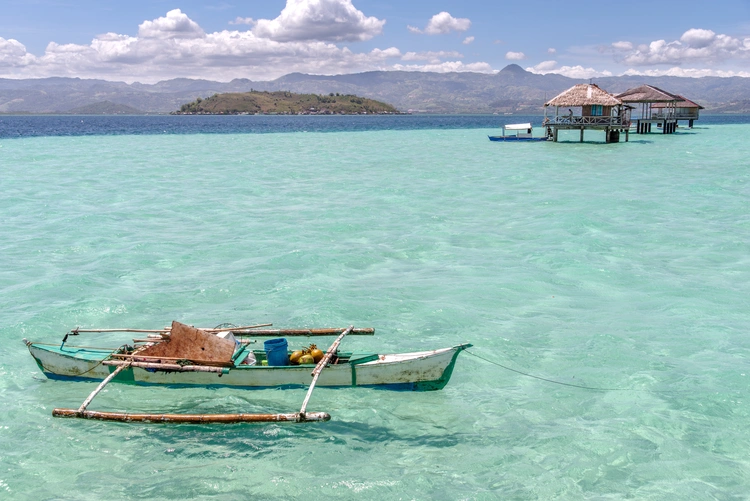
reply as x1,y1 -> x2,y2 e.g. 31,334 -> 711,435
615,85 -> 680,134
651,95 -> 703,128
543,84 -> 630,143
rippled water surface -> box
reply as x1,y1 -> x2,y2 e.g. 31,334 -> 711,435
1,115 -> 750,499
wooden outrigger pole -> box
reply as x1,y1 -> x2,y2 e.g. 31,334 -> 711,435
53,357 -> 332,423
68,325 -> 375,336
51,321 -> 367,424
52,356 -> 332,422
234,327 -> 373,337
52,409 -> 330,423
75,362 -> 131,415
299,325 -> 354,418
68,323 -> 274,335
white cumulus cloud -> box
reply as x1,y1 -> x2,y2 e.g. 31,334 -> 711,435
528,60 -> 558,72
0,38 -> 27,57
0,37 -> 34,66
623,66 -> 750,78
252,0 -> 385,42
463,36 -> 474,45
681,28 -> 717,48
611,41 -> 633,51
138,9 -> 205,39
402,51 -> 463,63
410,12 -> 471,35
0,8 -> 501,83
616,28 -> 750,65
505,51 -> 526,60
392,61 -> 495,73
526,61 -> 612,79
230,17 -> 255,26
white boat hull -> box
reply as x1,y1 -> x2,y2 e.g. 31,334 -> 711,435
27,343 -> 471,391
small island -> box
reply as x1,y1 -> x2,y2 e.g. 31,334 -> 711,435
173,90 -> 401,115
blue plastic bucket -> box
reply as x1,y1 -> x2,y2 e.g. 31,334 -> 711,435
263,338 -> 289,366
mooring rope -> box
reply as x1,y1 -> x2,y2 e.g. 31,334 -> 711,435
465,349 -> 660,392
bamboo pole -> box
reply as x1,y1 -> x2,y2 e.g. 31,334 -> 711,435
299,325 -> 354,417
33,342 -> 133,351
233,328 -> 373,337
203,324 -> 273,332
67,325 -> 370,337
102,360 -> 229,373
70,323 -> 273,334
77,362 -> 130,415
52,409 -> 331,423
109,353 -> 229,363
72,328 -> 170,334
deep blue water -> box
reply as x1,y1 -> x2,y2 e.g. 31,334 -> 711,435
0,113 -> 748,138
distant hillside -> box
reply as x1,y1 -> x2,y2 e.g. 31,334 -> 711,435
174,90 -> 399,115
1,66 -> 749,114
265,65 -> 574,114
697,100 -> 750,114
68,100 -> 144,114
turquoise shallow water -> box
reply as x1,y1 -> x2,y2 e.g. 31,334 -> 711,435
2,121 -> 750,499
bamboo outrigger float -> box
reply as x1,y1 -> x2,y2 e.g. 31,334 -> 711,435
25,321 -> 471,424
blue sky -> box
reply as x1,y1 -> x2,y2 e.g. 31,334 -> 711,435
1,0 -> 749,83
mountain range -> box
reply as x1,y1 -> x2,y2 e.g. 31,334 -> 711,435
1,64 -> 749,114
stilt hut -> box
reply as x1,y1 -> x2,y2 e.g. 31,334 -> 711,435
543,84 -> 629,143
651,95 -> 703,128
615,85 -> 680,134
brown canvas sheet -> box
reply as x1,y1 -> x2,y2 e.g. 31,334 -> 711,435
137,321 -> 235,366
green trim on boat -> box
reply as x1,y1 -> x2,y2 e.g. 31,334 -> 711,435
34,343 -> 115,361
413,344 -> 472,391
231,345 -> 250,364
110,364 -> 135,383
348,352 -> 379,386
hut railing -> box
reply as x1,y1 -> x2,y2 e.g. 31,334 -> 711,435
543,116 -> 627,126
652,110 -> 699,119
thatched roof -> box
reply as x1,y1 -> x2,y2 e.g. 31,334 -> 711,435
651,95 -> 704,109
545,84 -> 622,107
616,85 -> 679,103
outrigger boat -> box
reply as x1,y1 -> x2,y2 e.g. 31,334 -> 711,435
25,321 -> 471,424
488,122 -> 548,142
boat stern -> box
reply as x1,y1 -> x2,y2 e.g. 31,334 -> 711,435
412,343 -> 472,391
25,341 -> 114,381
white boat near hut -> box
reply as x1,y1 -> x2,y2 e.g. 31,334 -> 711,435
488,122 -> 547,142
